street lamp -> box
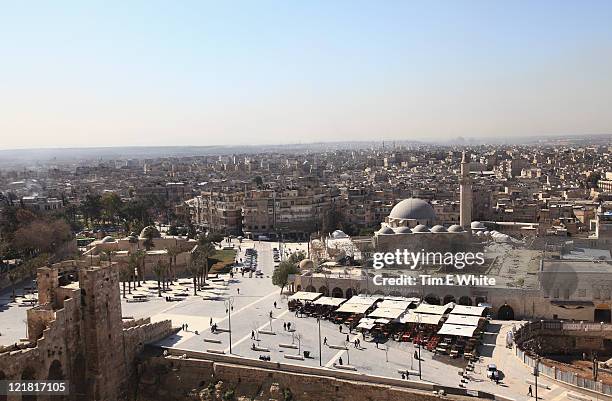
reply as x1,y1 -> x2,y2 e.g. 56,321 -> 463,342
225,297 -> 234,354
317,318 -> 322,367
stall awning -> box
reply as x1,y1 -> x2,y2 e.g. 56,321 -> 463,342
400,312 -> 444,325
437,323 -> 477,337
336,302 -> 374,315
368,307 -> 407,320
289,291 -> 322,302
450,305 -> 487,317
414,304 -> 452,315
377,299 -> 417,310
444,314 -> 482,327
312,296 -> 347,307
357,322 -> 376,330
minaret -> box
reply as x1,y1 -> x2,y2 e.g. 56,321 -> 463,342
460,151 -> 472,228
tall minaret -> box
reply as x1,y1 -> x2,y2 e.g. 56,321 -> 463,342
460,151 -> 472,228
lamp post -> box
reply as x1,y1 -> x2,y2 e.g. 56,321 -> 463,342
317,317 -> 322,367
225,297 -> 234,354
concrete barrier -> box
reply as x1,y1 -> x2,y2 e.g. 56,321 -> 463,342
206,349 -> 225,354
203,338 -> 222,344
333,364 -> 357,371
259,330 -> 276,335
279,343 -> 298,349
329,344 -> 347,350
284,354 -> 304,361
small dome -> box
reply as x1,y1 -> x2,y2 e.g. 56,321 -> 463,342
101,236 -> 115,243
430,225 -> 448,233
331,230 -> 349,239
388,198 -> 436,221
377,226 -> 396,235
471,221 -> 486,230
139,225 -> 161,239
413,224 -> 431,233
299,259 -> 315,270
394,226 -> 413,234
448,225 -> 465,233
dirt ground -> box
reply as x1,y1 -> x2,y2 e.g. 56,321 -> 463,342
545,357 -> 612,385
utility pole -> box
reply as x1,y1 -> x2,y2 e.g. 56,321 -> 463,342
225,297 -> 234,354
317,318 -> 322,367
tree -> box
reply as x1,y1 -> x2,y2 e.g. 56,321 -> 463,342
288,251 -> 306,264
101,192 -> 123,225
166,244 -> 181,284
152,260 -> 167,297
194,241 -> 215,287
127,253 -> 139,293
272,261 -> 299,295
133,249 -> 145,286
140,230 -> 156,280
81,194 -> 102,227
187,258 -> 199,295
119,265 -> 131,298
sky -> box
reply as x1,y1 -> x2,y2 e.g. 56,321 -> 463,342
1,1 -> 612,149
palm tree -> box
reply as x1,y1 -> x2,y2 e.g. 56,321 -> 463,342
119,265 -> 131,298
141,231 -> 156,282
133,249 -> 145,286
187,258 -> 199,296
127,253 -> 139,294
152,260 -> 167,297
195,240 -> 215,288
166,244 -> 181,284
8,269 -> 19,301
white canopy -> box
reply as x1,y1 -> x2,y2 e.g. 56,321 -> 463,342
375,318 -> 391,324
335,302 -> 374,315
368,307 -> 407,320
289,291 -> 322,302
414,303 -> 451,315
377,299 -> 415,310
444,314 -> 482,327
312,296 -> 347,307
450,305 -> 487,317
357,321 -> 376,330
400,312 -> 444,325
335,295 -> 380,314
437,323 -> 478,337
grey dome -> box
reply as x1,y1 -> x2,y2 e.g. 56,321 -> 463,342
139,225 -> 161,239
331,230 -> 349,239
448,224 -> 465,233
378,226 -> 395,235
471,221 -> 486,230
101,236 -> 115,243
394,226 -> 413,234
413,224 -> 431,233
389,198 -> 436,221
430,225 -> 448,233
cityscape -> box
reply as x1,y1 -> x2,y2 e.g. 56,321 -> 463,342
2,1 -> 612,401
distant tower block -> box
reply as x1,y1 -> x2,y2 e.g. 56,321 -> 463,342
460,151 -> 472,228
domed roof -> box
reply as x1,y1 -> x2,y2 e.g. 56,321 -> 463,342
331,230 -> 349,239
389,198 -> 436,221
139,225 -> 161,239
448,224 -> 465,233
394,226 -> 413,234
377,226 -> 396,235
101,235 -> 115,243
299,259 -> 315,270
413,224 -> 431,233
471,221 -> 486,230
430,225 -> 448,233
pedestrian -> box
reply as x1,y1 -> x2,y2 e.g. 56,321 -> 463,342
251,330 -> 255,339
283,322 -> 287,331
274,301 -> 277,309
354,339 -> 358,348
324,337 -> 327,345
375,339 -> 379,349
210,317 -> 213,326
414,350 -> 418,360
346,334 -> 349,343
401,373 -> 405,380
362,332 -> 365,340
528,385 -> 533,397
357,339 -> 361,347
181,324 -> 185,331
339,325 -> 342,333
186,323 -> 189,331
237,288 -> 240,295
338,357 -> 343,366
269,311 -> 273,318
287,322 -> 291,331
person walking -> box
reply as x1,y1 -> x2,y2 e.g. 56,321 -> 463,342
237,288 -> 240,295
251,330 -> 255,339
354,339 -> 358,348
210,317 -> 213,326
339,325 -> 342,333
287,322 -> 291,331
274,301 -> 277,309
528,385 -> 533,397
323,337 -> 327,345
346,334 -> 349,343
283,322 -> 287,331
338,357 -> 343,366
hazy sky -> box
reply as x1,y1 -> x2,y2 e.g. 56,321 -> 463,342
1,1 -> 612,149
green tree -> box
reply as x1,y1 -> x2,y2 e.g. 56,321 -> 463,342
288,251 -> 306,264
81,194 -> 102,227
194,241 -> 215,287
187,257 -> 199,295
272,260 -> 299,295
152,260 -> 168,297
119,265 -> 131,298
166,244 -> 181,284
101,192 -> 123,225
